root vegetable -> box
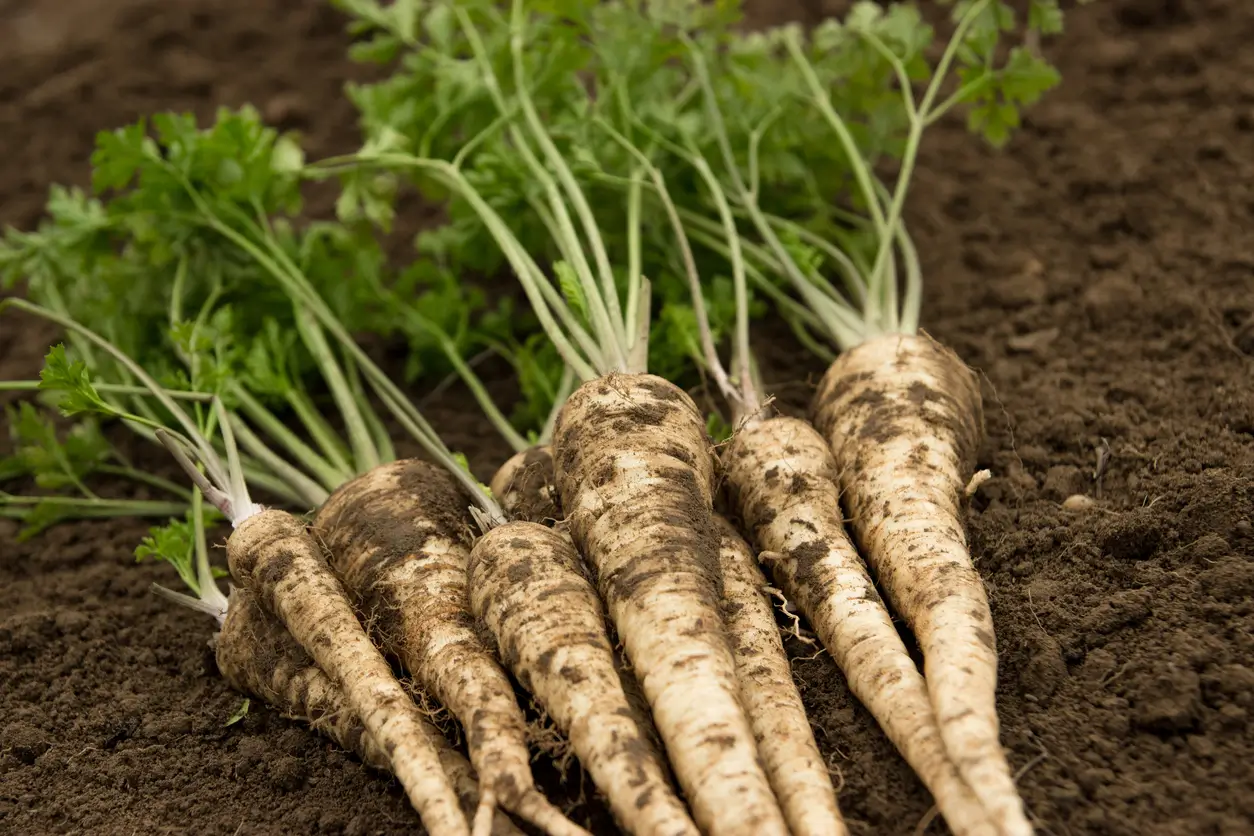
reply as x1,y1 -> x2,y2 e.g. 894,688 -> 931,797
489,449 -> 668,759
228,507 -> 470,836
811,333 -> 1027,835
312,458 -> 588,836
490,446 -> 562,526
468,520 -> 699,836
553,374 -> 789,836
215,586 -> 524,836
711,514 -> 849,836
724,416 -> 994,836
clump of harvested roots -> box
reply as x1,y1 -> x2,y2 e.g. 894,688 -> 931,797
553,373 -> 789,836
468,520 -> 699,836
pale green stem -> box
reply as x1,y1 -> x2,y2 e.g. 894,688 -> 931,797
230,383 -> 348,491
285,388 -> 354,475
759,213 -> 867,305
313,155 -> 599,381
538,364 -> 574,447
624,170 -> 644,357
341,356 -> 396,465
626,278 -> 652,375
225,411 -> 325,510
508,0 -> 627,357
457,8 -> 624,369
521,196 -> 609,353
593,119 -> 733,400
292,305 -> 379,474
191,487 -> 229,614
684,35 -> 862,343
0,495 -> 188,516
0,381 -> 214,401
859,0 -> 990,334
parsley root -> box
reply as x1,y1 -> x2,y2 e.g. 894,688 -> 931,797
712,514 -> 849,836
225,507 -> 470,836
553,375 -> 789,836
468,521 -> 699,836
215,587 -> 525,836
312,459 -> 588,836
811,334 -> 1027,835
724,416 -> 995,836
489,446 -> 562,527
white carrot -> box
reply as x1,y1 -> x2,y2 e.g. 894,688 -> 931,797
312,458 -> 590,836
723,417 -> 994,836
712,515 -> 851,836
214,587 -> 525,836
468,520 -> 700,836
680,9 -> 1039,831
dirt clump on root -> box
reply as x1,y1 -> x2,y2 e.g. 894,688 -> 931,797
2,0 -> 1253,835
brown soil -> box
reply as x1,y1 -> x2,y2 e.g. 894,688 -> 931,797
2,0 -> 1252,834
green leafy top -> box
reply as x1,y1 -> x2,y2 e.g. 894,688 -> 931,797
332,0 -> 1073,409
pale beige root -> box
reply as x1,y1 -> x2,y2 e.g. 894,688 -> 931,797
552,373 -> 789,836
227,509 -> 469,836
811,332 -> 1031,836
215,587 -> 524,836
490,453 -> 671,765
490,446 -> 563,526
312,460 -> 588,836
712,515 -> 849,836
724,417 -> 995,836
468,521 -> 700,836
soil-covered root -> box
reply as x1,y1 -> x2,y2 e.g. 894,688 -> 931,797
724,415 -> 995,836
811,332 -> 1029,836
552,373 -> 789,836
712,515 -> 848,836
311,459 -> 587,836
490,452 -> 667,760
468,520 -> 699,836
227,509 -> 469,836
490,446 -> 562,526
214,586 -> 523,836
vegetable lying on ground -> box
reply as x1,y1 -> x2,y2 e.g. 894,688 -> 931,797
333,3 -> 795,832
312,458 -> 590,836
333,1 -> 1066,832
0,301 -> 472,836
4,106 -> 591,836
646,3 -> 1072,834
139,488 -> 525,836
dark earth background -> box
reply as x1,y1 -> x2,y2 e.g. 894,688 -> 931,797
2,0 -> 1252,834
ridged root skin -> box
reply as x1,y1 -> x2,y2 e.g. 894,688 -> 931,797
712,515 -> 849,836
490,446 -> 563,526
468,521 -> 699,836
489,453 -> 668,760
215,587 -> 524,836
723,416 -> 994,836
552,373 -> 789,836
810,332 -> 1031,836
228,509 -> 469,836
311,460 -> 587,836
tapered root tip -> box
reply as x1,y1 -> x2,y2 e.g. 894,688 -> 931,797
511,790 -> 593,836
471,790 -> 496,836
